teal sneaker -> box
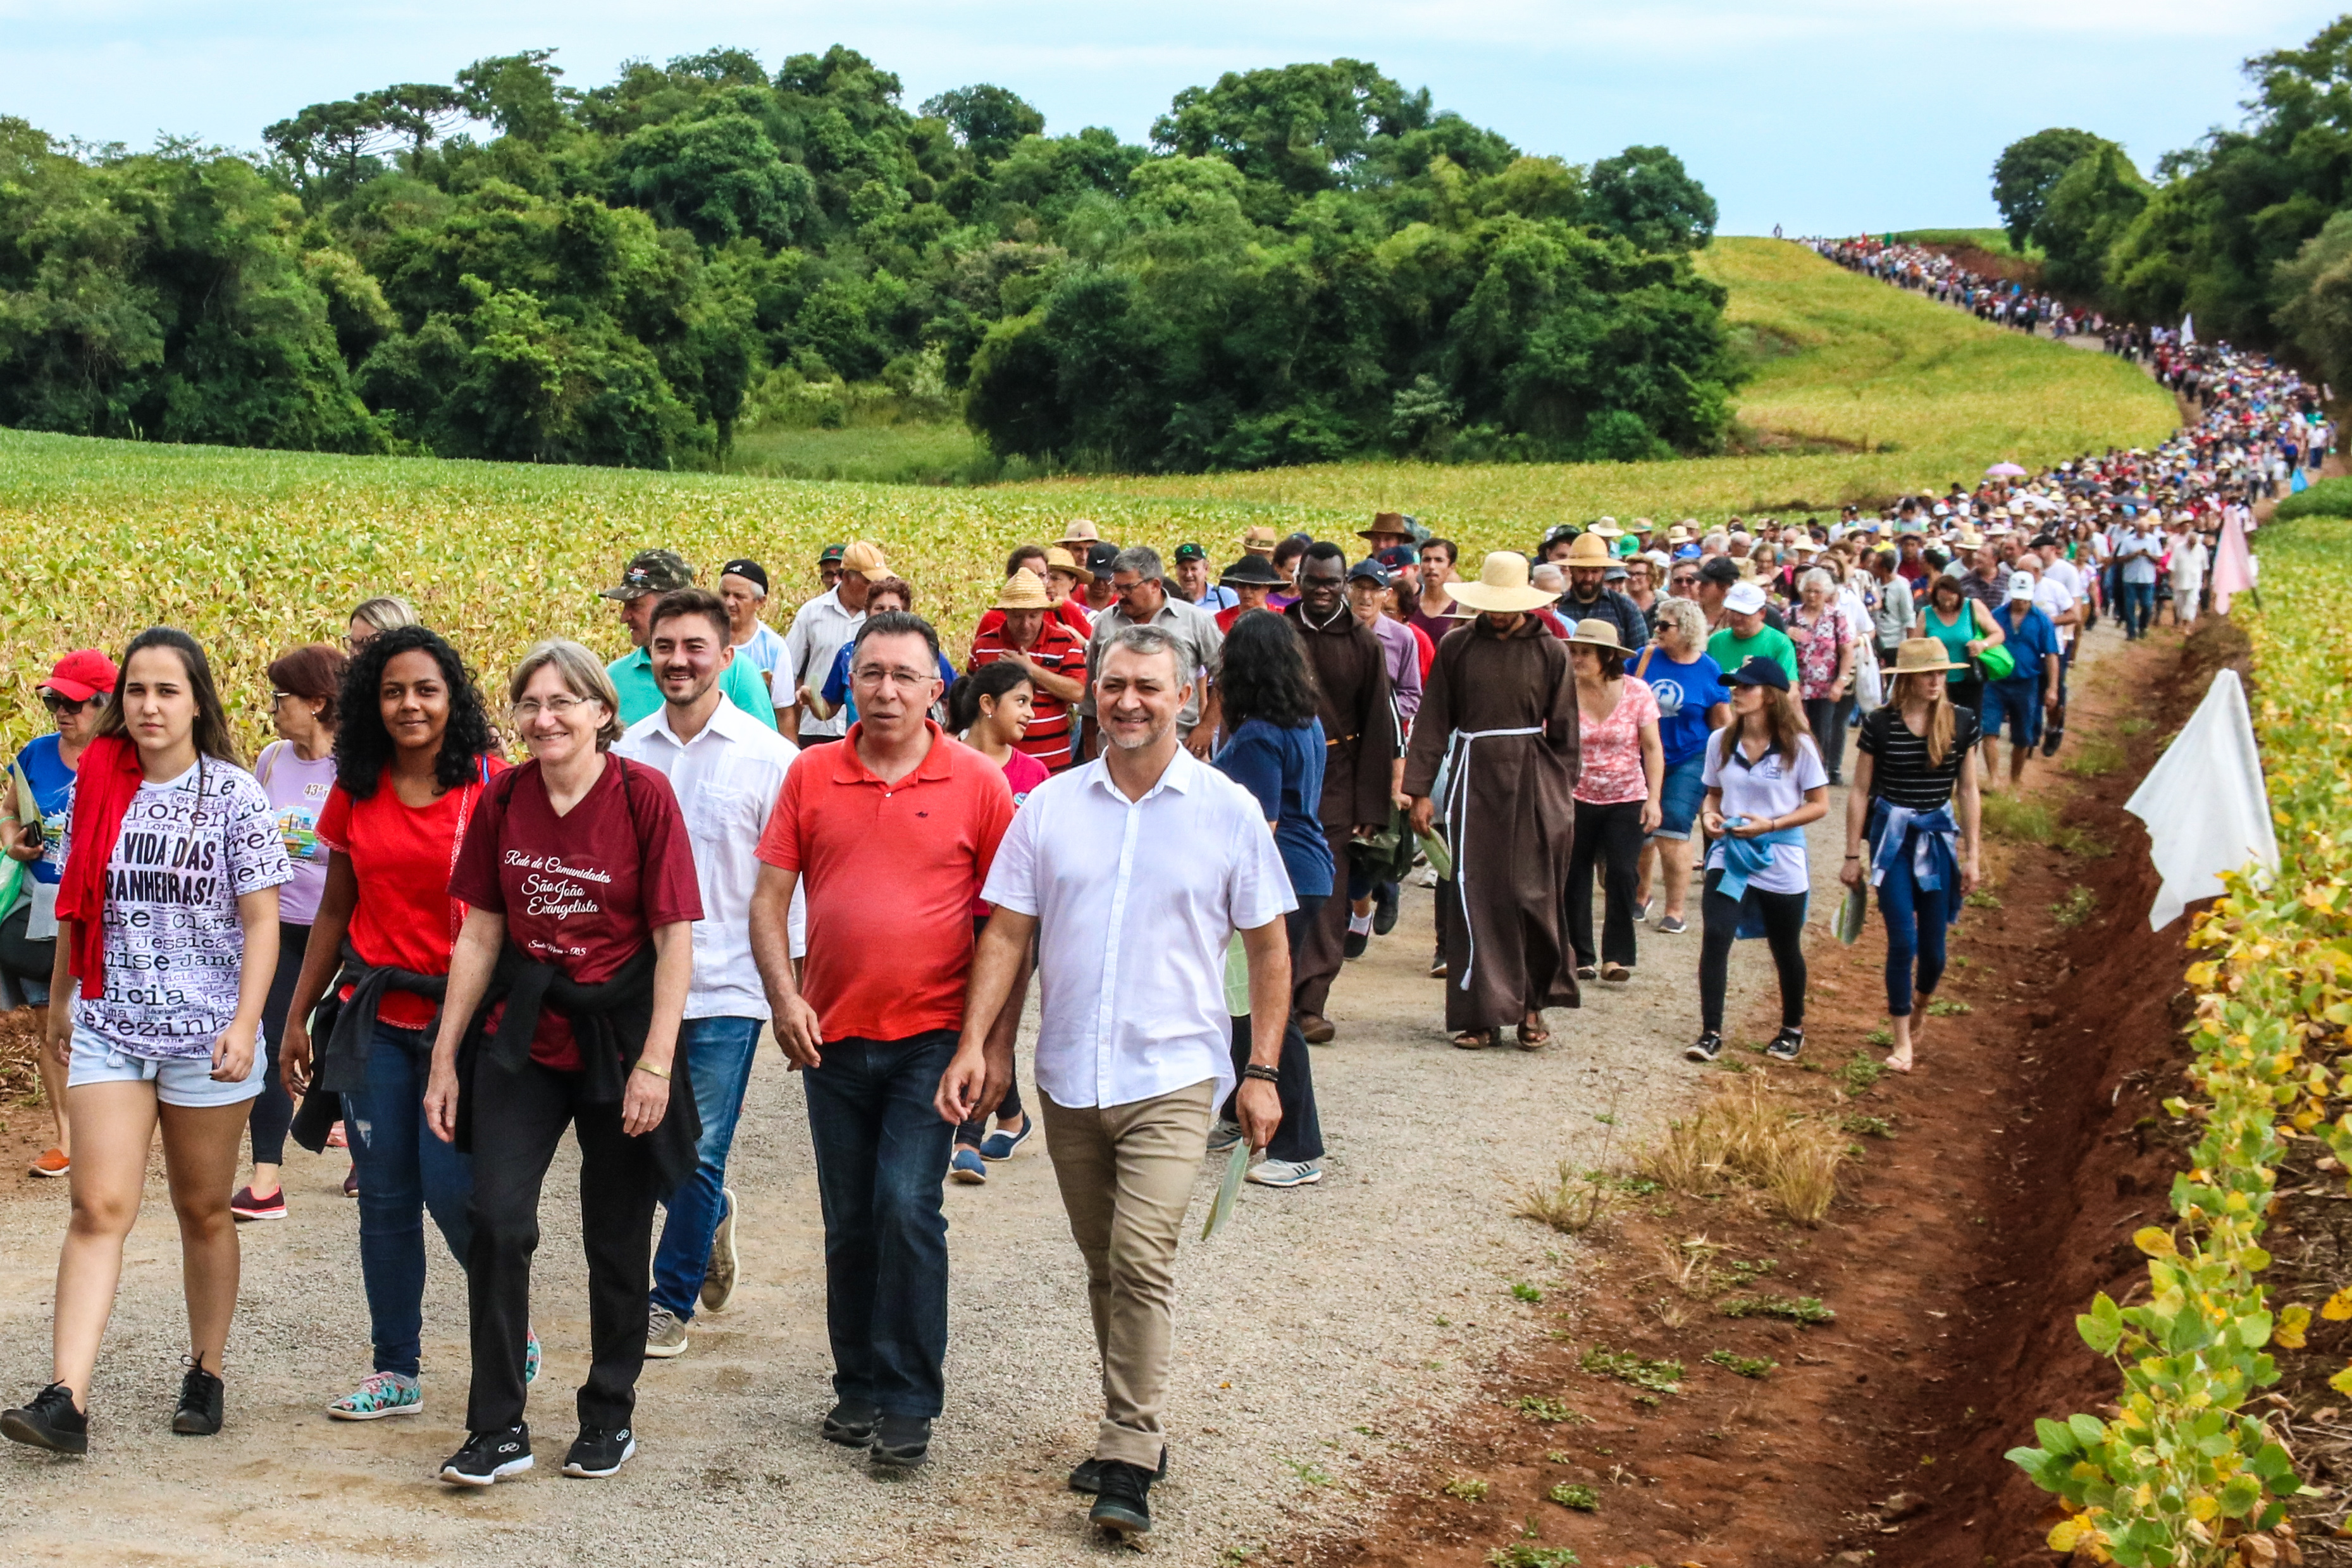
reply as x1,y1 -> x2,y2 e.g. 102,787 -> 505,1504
526,1328 -> 542,1387
328,1371 -> 421,1422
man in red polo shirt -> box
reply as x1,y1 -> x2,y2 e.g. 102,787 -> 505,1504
748,610 -> 1014,1474
967,569 -> 1087,770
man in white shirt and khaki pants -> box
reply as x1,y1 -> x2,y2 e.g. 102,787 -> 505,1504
939,624 -> 1294,1543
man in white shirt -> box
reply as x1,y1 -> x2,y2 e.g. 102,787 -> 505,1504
778,540 -> 888,745
616,588 -> 799,1359
938,624 -> 1294,1543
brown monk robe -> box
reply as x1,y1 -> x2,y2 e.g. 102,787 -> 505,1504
1284,582 -> 1399,1039
1404,612 -> 1580,1043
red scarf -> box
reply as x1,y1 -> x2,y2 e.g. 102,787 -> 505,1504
53,734 -> 149,994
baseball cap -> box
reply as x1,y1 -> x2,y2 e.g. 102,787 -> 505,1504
40,649 -> 119,703
1347,559 -> 1392,589
1674,543 -> 1702,560
1724,655 -> 1790,691
1374,543 -> 1420,569
719,559 -> 769,595
839,540 -> 893,583
2008,571 -> 2037,600
601,548 -> 694,600
1173,542 -> 1207,564
1085,541 -> 1120,577
1723,582 -> 1767,615
817,543 -> 846,565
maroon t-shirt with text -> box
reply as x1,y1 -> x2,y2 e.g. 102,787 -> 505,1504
449,756 -> 702,1070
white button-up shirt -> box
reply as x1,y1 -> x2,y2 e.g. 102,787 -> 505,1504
616,696 -> 801,1018
780,588 -> 864,739
982,748 -> 1293,1110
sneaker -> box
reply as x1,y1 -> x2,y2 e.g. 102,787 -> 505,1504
1631,898 -> 1652,924
27,1147 -> 68,1178
1205,1120 -> 1244,1155
328,1371 -> 421,1421
822,1399 -> 879,1447
1247,1157 -> 1323,1188
1685,1031 -> 1724,1063
1090,1459 -> 1155,1538
326,1120 -> 348,1149
172,1361 -> 223,1436
870,1413 -> 931,1469
1575,964 -> 1598,981
1656,915 -> 1689,936
1,1383 -> 87,1455
977,1118 -> 1032,1161
1070,1446 -> 1167,1495
701,1188 -> 740,1314
526,1328 -> 542,1387
1373,882 -> 1399,935
645,1306 -> 688,1360
1766,1027 -> 1805,1063
230,1186 -> 285,1223
563,1425 -> 636,1478
440,1425 -> 533,1486
341,1166 -> 359,1199
949,1147 -> 987,1185
1343,929 -> 1368,960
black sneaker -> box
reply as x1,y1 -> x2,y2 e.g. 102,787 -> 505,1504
1089,1459 -> 1154,1538
171,1362 -> 223,1436
440,1424 -> 533,1486
821,1399 -> 878,1447
1766,1027 -> 1804,1062
563,1424 -> 636,1478
2,1383 -> 87,1455
869,1413 -> 931,1468
1343,928 -> 1368,960
1684,1031 -> 1724,1063
1069,1445 -> 1168,1494
1373,881 -> 1399,935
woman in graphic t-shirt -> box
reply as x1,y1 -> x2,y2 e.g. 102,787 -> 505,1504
278,625 -> 530,1423
232,642 -> 344,1223
1,629 -> 292,1456
424,640 -> 701,1487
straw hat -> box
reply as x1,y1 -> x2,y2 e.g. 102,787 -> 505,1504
1057,519 -> 1105,550
1042,546 -> 1088,583
1446,552 -> 1558,615
1586,517 -> 1625,540
1951,529 -> 1986,550
994,568 -> 1051,611
1565,617 -> 1628,653
1888,638 -> 1964,676
1563,532 -> 1614,565
1237,524 -> 1281,553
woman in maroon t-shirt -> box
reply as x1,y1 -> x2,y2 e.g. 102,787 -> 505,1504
423,639 -> 701,1487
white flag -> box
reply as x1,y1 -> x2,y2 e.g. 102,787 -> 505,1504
2122,669 -> 2275,930
2181,312 -> 2196,345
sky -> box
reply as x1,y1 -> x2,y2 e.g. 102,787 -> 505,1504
1,1 -> 2341,235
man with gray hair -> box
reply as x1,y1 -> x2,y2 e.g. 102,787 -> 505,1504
1079,545 -> 1226,761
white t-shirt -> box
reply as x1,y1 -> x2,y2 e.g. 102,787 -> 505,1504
1701,729 -> 1828,896
2033,576 -> 2078,649
70,760 -> 294,1059
733,622 -> 788,696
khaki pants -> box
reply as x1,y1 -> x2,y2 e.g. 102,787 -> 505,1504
1039,1079 -> 1216,1467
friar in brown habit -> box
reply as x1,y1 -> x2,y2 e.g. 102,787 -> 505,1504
1404,551 -> 1580,1049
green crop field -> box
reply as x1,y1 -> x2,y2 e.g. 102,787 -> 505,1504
0,238 -> 2176,754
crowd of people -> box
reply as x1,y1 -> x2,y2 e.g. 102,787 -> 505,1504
0,269 -> 2314,1541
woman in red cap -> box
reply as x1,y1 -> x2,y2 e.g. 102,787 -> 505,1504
3,650 -> 118,1180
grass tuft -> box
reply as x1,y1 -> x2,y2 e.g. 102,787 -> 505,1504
1578,1345 -> 1684,1393
1636,1077 -> 1852,1223
1704,1349 -> 1779,1378
2052,885 -> 2098,929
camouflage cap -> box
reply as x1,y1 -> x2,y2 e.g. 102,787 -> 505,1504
602,548 -> 695,600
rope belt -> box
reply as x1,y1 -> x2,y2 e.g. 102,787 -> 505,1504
1442,725 -> 1545,993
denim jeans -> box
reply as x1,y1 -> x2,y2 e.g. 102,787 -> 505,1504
2121,580 -> 2156,639
802,1030 -> 958,1418
650,1016 -> 764,1322
342,1023 -> 474,1380
1875,845 -> 1953,1017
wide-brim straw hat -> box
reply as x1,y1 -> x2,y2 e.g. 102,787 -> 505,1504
1563,532 -> 1614,564
1042,546 -> 1089,583
1057,518 -> 1105,549
995,568 -> 1051,611
1237,524 -> 1282,552
1565,617 -> 1628,653
1889,638 -> 1964,676
1447,551 -> 1558,615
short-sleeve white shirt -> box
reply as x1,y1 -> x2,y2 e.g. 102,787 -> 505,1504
779,589 -> 864,739
981,747 -> 1294,1109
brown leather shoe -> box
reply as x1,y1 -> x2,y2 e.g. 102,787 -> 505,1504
1298,1013 -> 1336,1045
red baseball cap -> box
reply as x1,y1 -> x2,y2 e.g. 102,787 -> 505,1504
40,649 -> 120,703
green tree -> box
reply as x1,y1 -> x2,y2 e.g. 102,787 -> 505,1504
919,85 -> 1045,170
1151,59 -> 1428,197
1585,145 -> 1716,252
2032,143 -> 2150,296
1991,128 -> 2108,250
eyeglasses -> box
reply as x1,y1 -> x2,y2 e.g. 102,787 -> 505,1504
511,695 -> 596,720
851,664 -> 936,689
269,690 -> 295,705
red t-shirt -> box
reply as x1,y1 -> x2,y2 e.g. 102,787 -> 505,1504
449,756 -> 703,1070
966,618 -> 1088,770
756,723 -> 1014,1044
1408,620 -> 1436,681
972,747 -> 1050,917
316,758 -> 509,1030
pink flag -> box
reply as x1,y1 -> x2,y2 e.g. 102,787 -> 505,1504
2212,508 -> 2254,615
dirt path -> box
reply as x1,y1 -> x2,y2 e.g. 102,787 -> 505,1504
0,799 -> 1837,1565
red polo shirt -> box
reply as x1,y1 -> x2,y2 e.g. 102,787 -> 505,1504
756,722 -> 1014,1044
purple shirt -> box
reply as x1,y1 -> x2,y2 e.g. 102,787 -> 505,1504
1365,614 -> 1423,727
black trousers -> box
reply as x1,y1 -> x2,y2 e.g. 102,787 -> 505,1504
251,921 -> 310,1168
466,1059 -> 660,1435
1567,799 -> 1645,968
1220,896 -> 1324,1164
1698,868 -> 1807,1034
1802,698 -> 1850,784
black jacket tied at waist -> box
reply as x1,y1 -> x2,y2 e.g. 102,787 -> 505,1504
453,941 -> 700,1197
290,953 -> 452,1154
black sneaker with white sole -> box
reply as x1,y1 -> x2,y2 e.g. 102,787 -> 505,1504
171,1362 -> 223,1436
1684,1031 -> 1724,1063
1766,1027 -> 1804,1062
1069,1445 -> 1168,1494
440,1424 -> 533,1486
2,1383 -> 87,1455
563,1425 -> 636,1478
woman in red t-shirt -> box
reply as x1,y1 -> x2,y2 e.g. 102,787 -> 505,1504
424,639 -> 700,1487
279,625 -> 517,1426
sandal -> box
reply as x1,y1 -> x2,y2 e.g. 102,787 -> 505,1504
1514,1023 -> 1551,1051
1452,1030 -> 1495,1051
1601,963 -> 1631,984
1883,1049 -> 1915,1074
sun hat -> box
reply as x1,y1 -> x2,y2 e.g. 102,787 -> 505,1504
1237,524 -> 1282,553
994,569 -> 1053,611
1446,552 -> 1559,615
1220,554 -> 1287,587
601,548 -> 694,600
1058,519 -> 1105,549
1563,532 -> 1614,565
1889,638 -> 1964,676
1358,511 -> 1411,543
840,540 -> 893,583
1587,518 -> 1625,540
1723,582 -> 1768,616
1043,546 -> 1088,583
40,649 -> 118,703
2007,571 -> 2036,600
1565,617 -> 1628,652
1724,655 -> 1790,692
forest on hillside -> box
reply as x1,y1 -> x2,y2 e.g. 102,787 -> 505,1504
0,49 -> 1735,472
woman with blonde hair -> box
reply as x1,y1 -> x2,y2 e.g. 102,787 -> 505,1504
1840,639 -> 1983,1073
346,596 -> 421,653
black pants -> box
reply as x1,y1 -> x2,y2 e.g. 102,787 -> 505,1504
466,1059 -> 660,1434
1220,896 -> 1324,1164
1567,799 -> 1645,968
251,921 -> 310,1169
1802,698 -> 1850,784
1699,868 -> 1807,1034
0,900 -> 54,1004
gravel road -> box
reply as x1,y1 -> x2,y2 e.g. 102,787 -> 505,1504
0,821 -> 1842,1567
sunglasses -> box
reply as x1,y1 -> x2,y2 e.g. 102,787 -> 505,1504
39,693 -> 89,714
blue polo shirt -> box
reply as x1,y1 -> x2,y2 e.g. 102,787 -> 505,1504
1992,602 -> 2060,684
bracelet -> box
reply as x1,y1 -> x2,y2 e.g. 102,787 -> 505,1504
633,1059 -> 672,1081
1844,853 -> 1862,860
1242,1063 -> 1280,1084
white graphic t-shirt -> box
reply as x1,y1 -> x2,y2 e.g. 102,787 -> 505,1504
69,760 -> 295,1059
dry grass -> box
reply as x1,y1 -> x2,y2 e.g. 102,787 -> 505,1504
1635,1077 -> 1852,1224
0,1007 -> 40,1103
1513,1161 -> 1617,1235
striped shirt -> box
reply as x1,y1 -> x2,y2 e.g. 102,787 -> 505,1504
1857,704 -> 1981,811
968,619 -> 1089,771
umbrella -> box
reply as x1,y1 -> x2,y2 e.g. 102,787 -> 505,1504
1985,462 -> 2026,478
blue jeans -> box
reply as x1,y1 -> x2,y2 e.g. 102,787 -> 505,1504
650,1016 -> 764,1322
1874,848 -> 1952,1018
2120,580 -> 2155,638
342,1023 -> 474,1379
802,1030 -> 958,1418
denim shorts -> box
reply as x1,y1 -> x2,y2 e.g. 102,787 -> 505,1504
1980,677 -> 2043,746
68,1030 -> 264,1109
1653,753 -> 1708,841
